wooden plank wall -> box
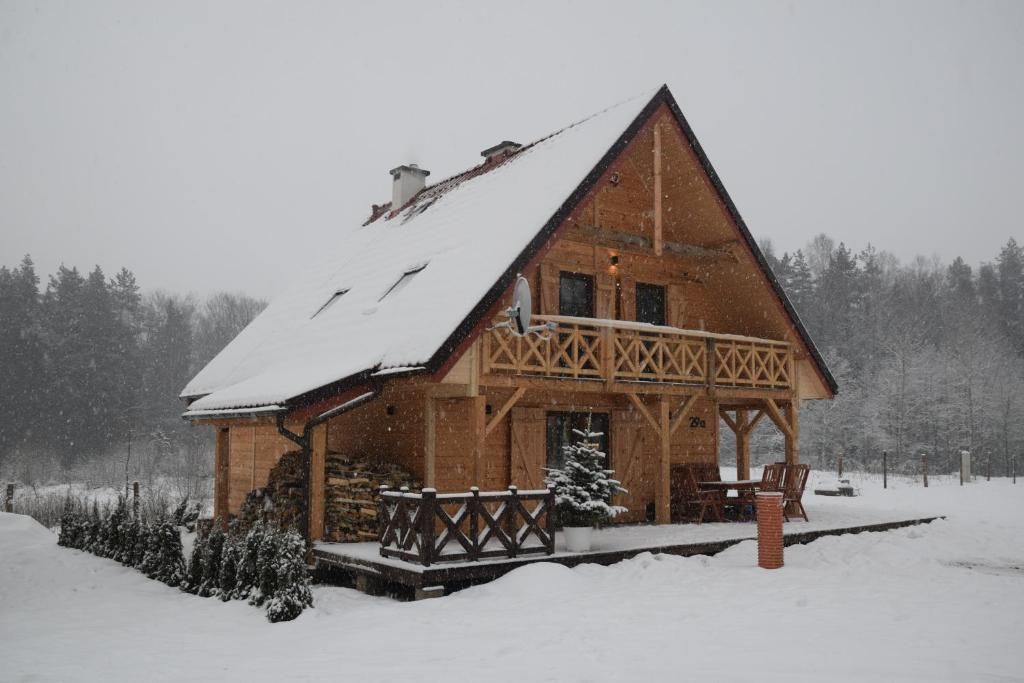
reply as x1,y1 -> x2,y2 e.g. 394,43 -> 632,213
224,422 -> 298,515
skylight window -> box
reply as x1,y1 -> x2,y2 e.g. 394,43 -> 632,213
379,264 -> 427,301
311,289 -> 349,318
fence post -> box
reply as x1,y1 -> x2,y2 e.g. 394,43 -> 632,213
420,489 -> 437,567
545,486 -> 557,555
469,487 -> 480,561
4,483 -> 13,513
922,452 -> 928,488
132,481 -> 140,519
882,451 -> 888,489
508,486 -> 519,559
377,485 -> 390,544
986,450 -> 991,482
837,452 -> 843,478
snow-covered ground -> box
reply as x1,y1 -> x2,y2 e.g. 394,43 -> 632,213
2,473 -> 1022,682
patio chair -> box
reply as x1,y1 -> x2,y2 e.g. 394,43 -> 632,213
781,463 -> 810,522
679,469 -> 724,524
760,463 -> 785,493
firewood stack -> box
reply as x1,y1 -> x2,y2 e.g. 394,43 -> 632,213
323,454 -> 419,543
237,450 -> 305,531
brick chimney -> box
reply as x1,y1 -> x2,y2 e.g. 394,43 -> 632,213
389,164 -> 430,210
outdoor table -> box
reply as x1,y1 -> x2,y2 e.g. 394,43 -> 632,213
698,479 -> 761,492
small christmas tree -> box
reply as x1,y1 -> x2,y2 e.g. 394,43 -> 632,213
265,528 -> 313,623
545,417 -> 627,527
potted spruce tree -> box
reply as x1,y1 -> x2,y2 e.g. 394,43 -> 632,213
545,418 -> 627,552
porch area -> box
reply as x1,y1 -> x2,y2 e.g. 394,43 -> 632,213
313,480 -> 943,597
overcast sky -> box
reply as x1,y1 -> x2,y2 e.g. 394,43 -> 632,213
1,1 -> 1022,298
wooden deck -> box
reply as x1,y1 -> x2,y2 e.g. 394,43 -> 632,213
313,514 -> 943,598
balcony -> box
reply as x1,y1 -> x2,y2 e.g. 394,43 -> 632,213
481,314 -> 793,393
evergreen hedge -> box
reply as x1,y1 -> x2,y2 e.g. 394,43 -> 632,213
57,500 -> 312,622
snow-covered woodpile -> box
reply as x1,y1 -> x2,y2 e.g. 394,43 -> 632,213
323,454 -> 419,543
238,450 -> 305,531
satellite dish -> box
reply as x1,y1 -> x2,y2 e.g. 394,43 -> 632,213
511,276 -> 531,335
493,276 -> 556,338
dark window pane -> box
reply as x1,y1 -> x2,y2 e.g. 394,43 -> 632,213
559,272 -> 594,318
636,283 -> 666,326
546,412 -> 610,470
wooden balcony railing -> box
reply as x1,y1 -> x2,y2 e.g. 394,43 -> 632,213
482,315 -> 793,391
378,486 -> 556,566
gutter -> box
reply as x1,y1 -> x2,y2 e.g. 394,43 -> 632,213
276,389 -> 380,540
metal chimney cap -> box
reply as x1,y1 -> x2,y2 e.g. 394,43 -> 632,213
480,141 -> 522,159
389,164 -> 430,178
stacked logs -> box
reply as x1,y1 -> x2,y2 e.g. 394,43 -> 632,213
237,450 -> 305,531
323,454 -> 419,543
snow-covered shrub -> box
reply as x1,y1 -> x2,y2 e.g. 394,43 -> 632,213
217,536 -> 239,602
233,521 -> 265,601
544,419 -> 627,527
182,529 -> 207,594
198,526 -> 225,597
105,498 -> 129,562
265,528 -> 313,623
82,501 -> 102,554
172,496 -> 200,533
250,524 -> 281,607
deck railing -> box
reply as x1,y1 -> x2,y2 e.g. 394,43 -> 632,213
378,486 -> 556,566
482,314 -> 793,391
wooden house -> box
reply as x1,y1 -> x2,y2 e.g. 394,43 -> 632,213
182,85 -> 836,542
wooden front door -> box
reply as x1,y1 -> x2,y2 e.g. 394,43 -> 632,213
612,409 -> 653,523
510,407 -> 546,490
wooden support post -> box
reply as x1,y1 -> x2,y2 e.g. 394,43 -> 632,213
735,409 -> 751,481
214,427 -> 229,522
657,396 -> 671,524
653,124 -> 663,257
309,422 -> 327,541
470,395 -> 486,486
883,451 -> 888,489
425,397 -> 437,489
467,339 -> 480,397
4,483 -> 13,513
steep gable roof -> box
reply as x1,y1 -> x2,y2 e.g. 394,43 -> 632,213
183,85 -> 836,416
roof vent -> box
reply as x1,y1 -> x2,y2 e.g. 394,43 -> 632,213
389,164 -> 430,210
480,140 -> 522,163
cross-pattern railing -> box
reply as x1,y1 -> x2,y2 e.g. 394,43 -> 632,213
378,486 -> 556,566
482,315 -> 792,391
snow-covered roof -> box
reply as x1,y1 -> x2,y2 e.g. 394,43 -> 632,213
181,89 -> 656,413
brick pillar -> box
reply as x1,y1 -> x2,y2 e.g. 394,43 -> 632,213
755,492 -> 784,569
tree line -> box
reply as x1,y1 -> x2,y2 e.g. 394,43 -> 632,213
2,237 -> 1021,483
0,256 -> 265,480
757,236 -> 1023,477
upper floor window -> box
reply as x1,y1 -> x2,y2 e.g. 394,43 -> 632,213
636,283 -> 666,326
312,289 -> 349,318
380,264 -> 427,301
559,272 -> 594,318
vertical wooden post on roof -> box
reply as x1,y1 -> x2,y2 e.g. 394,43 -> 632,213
309,422 -> 327,541
214,427 -> 229,522
653,123 -> 664,257
657,396 -> 671,524
424,396 -> 437,489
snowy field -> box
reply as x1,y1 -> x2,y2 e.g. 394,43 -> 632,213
2,473 -> 1023,682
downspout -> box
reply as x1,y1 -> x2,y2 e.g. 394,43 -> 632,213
276,389 -> 380,541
